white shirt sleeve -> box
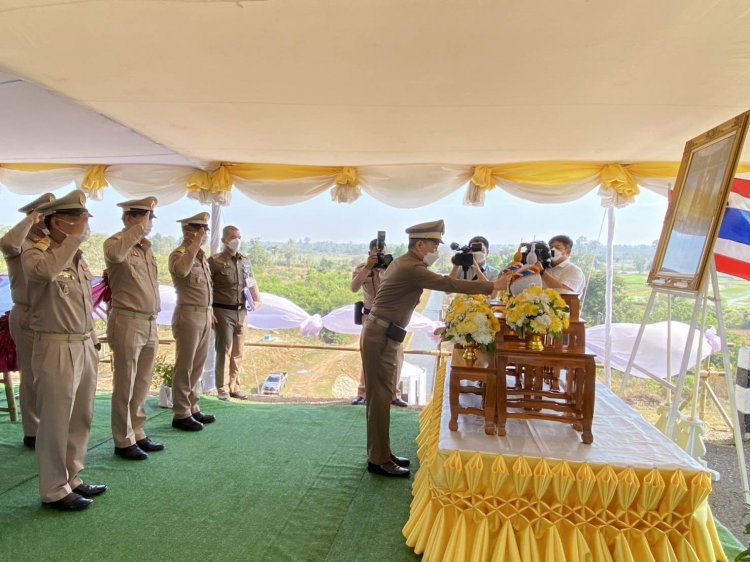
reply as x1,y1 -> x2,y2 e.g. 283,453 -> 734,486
546,261 -> 585,294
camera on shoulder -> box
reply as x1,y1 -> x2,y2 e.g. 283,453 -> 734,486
450,241 -> 483,269
374,230 -> 393,269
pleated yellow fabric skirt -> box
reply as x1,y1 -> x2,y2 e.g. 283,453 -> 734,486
402,363 -> 727,562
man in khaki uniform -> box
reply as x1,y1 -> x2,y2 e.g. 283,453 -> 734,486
350,239 -> 406,407
105,197 -> 163,460
169,212 -> 215,431
361,220 -> 506,478
0,193 -> 55,449
208,225 -> 261,401
22,190 -> 107,511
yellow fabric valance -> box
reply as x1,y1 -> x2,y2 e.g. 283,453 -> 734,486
1,160 -> 749,208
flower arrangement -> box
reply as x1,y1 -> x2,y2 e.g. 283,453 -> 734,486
505,286 -> 570,339
441,294 -> 501,353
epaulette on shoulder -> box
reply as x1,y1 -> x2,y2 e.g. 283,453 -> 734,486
110,232 -> 122,240
174,246 -> 187,255
33,236 -> 51,252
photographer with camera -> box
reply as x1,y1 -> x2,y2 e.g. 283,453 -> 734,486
448,235 -> 500,282
351,235 -> 407,407
361,220 -> 510,478
541,234 -> 585,294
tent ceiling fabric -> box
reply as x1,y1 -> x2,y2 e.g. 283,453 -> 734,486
0,70 -> 202,167
0,0 -> 748,167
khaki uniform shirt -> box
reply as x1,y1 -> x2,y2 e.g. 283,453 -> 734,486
0,216 -> 43,306
169,244 -> 212,307
21,236 -> 95,336
352,263 -> 385,310
104,225 -> 160,314
207,250 -> 256,306
371,250 -> 493,327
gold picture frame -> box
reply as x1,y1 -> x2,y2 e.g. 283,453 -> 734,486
648,110 -> 750,293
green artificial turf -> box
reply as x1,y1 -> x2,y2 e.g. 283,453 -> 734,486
0,395 -> 420,561
1,392 -> 746,561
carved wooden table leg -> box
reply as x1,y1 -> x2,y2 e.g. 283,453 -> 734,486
449,368 -> 460,431
496,357 -> 507,436
581,358 -> 595,444
484,369 -> 497,435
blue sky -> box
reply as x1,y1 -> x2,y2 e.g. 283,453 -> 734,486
0,185 -> 668,246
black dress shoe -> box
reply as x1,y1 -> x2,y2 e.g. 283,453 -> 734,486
114,444 -> 148,461
136,437 -> 165,452
23,436 -> 36,449
367,460 -> 410,478
390,454 -> 410,468
73,483 -> 108,498
172,416 -> 204,431
43,492 -> 93,511
229,391 -> 249,400
391,398 -> 408,408
350,396 -> 365,405
192,411 -> 215,424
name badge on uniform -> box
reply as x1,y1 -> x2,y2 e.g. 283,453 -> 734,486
241,266 -> 252,287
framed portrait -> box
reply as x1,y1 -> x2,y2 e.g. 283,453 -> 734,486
648,111 -> 750,292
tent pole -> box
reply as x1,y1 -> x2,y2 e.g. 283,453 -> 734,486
210,201 -> 222,255
201,200 -> 223,395
604,207 -> 614,387
709,264 -> 750,505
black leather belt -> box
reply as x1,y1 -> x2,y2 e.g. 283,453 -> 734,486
212,303 -> 244,311
363,307 -> 371,315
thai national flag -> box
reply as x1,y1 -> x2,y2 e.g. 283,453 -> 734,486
714,178 -> 750,281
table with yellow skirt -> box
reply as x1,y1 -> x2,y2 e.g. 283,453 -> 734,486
402,362 -> 727,562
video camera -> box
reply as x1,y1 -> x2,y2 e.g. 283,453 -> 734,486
374,231 -> 393,269
450,241 -> 483,269
520,240 -> 553,269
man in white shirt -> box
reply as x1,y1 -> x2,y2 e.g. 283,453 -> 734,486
541,235 -> 585,294
449,236 -> 501,282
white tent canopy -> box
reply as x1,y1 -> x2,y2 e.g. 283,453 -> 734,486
0,1 -> 749,209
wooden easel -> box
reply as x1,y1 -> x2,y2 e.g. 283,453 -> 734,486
620,262 -> 750,504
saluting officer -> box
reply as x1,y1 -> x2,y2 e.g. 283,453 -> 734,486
22,190 -> 106,511
105,196 -> 164,460
361,220 -> 506,478
0,192 -> 55,449
169,212 -> 215,431
208,225 -> 261,401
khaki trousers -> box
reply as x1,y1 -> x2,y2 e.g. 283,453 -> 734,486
361,318 -> 402,464
213,307 -> 246,394
357,329 -> 403,400
9,304 -> 39,438
172,305 -> 212,419
108,309 -> 159,448
32,335 -> 97,503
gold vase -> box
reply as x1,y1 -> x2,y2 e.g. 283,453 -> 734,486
462,343 -> 479,362
526,333 -> 545,351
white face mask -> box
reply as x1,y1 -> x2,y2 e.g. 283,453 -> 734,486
142,221 -> 153,237
550,248 -> 566,265
423,250 -> 439,267
472,251 -> 486,265
226,238 -> 241,253
59,220 -> 90,242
